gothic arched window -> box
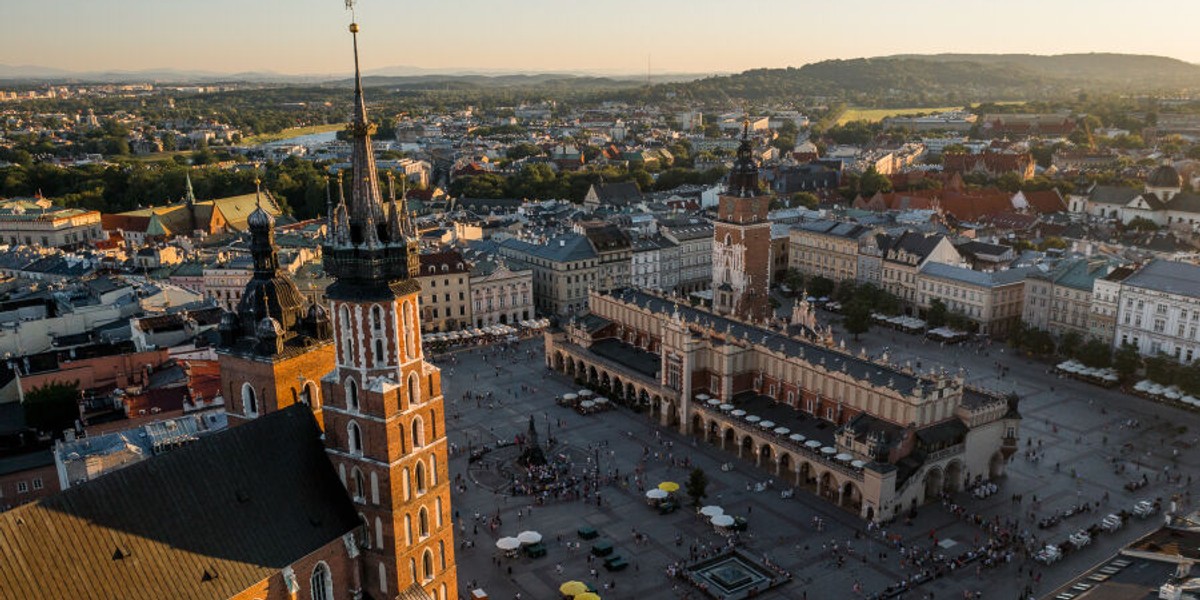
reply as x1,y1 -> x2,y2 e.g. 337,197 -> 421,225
310,562 -> 333,600
345,377 -> 359,411
347,421 -> 363,456
241,383 -> 258,417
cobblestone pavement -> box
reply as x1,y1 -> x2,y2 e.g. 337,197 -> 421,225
436,319 -> 1200,600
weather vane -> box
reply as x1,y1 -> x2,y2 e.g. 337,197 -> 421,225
345,0 -> 357,20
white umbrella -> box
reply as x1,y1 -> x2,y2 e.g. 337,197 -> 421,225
851,460 -> 866,468
759,420 -> 775,429
1103,373 -> 1119,382
774,427 -> 791,435
1166,390 -> 1182,400
696,394 -> 711,402
805,440 -> 822,448
821,446 -> 836,455
706,399 -> 721,406
835,453 -> 853,462
496,537 -> 521,551
646,488 -> 668,500
711,514 -> 735,527
719,404 -> 734,411
1135,380 -> 1151,392
580,400 -> 595,409
731,409 -> 746,417
578,389 -> 593,397
745,415 -> 762,423
789,433 -> 806,442
562,393 -> 578,401
517,531 -> 542,545
699,505 -> 724,517
594,397 -> 608,404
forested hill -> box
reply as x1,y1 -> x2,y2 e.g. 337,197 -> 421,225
635,54 -> 1200,105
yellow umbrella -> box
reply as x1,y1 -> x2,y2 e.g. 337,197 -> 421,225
575,593 -> 601,600
658,481 -> 680,493
560,581 -> 587,596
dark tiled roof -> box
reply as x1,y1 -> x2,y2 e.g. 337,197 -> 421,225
0,405 -> 358,600
602,289 -> 928,395
588,182 -> 643,206
419,249 -> 469,276
1089,185 -> 1141,206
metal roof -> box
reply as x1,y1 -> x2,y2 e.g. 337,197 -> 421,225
1123,260 -> 1200,297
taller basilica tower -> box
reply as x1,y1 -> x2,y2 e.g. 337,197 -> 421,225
319,13 -> 457,600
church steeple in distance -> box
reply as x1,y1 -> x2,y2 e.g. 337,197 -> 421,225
727,119 -> 761,198
323,2 -> 419,287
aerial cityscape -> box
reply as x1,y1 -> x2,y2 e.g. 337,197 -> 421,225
5,2 -> 1200,599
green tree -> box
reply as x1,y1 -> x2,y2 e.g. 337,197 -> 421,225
782,269 -> 805,294
506,142 -> 544,161
790,191 -> 820,209
926,299 -> 948,328
1113,343 -> 1141,380
843,301 -> 872,340
1077,339 -> 1112,368
23,380 -> 80,436
1144,354 -> 1179,385
1059,331 -> 1083,360
1127,217 -> 1159,232
857,166 -> 893,196
685,467 -> 709,507
807,276 -> 835,299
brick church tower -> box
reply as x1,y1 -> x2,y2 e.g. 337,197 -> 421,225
217,183 -> 335,427
318,14 -> 457,600
712,123 -> 772,321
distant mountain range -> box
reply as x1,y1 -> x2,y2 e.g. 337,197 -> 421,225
3,54 -> 1199,102
647,53 -> 1200,104
0,63 -> 704,85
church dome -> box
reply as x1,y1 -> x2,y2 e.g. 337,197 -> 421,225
1148,164 -> 1182,189
248,205 -> 275,229
256,316 -> 283,340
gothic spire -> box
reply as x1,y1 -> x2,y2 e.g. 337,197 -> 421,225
325,175 -> 334,230
387,171 -> 402,239
344,17 -> 386,245
184,172 -> 196,205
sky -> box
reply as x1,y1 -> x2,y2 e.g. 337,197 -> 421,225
3,0 -> 1200,76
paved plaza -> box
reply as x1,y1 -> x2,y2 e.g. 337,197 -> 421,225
436,314 -> 1200,600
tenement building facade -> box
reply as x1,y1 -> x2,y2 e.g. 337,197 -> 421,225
546,288 -> 1019,522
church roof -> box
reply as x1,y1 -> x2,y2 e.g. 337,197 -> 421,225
1148,164 -> 1182,189
112,193 -> 282,235
0,405 -> 358,600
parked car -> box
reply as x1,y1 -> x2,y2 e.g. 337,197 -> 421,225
1068,530 -> 1092,548
1133,500 -> 1159,519
1035,544 -> 1063,565
1100,514 -> 1123,532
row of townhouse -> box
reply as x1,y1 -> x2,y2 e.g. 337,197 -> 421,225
498,220 -> 714,316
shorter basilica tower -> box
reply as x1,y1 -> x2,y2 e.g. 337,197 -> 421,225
317,13 -> 457,600
712,123 -> 773,321
217,183 -> 335,427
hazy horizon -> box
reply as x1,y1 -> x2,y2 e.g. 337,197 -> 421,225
3,0 -> 1199,76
